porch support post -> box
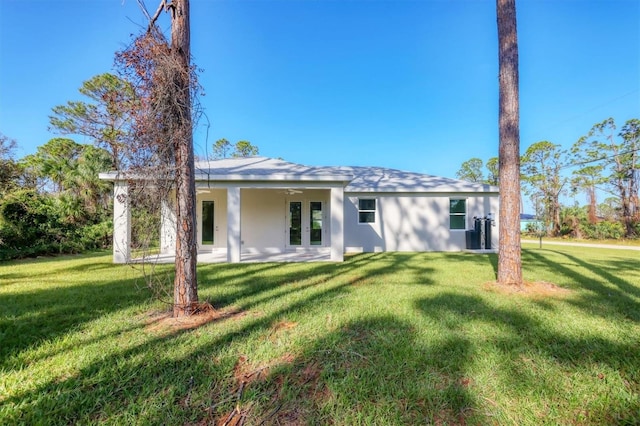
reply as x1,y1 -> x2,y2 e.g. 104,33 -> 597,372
227,187 -> 242,263
160,193 -> 176,255
113,181 -> 131,264
330,187 -> 344,261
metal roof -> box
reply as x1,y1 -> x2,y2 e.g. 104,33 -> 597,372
100,156 -> 499,194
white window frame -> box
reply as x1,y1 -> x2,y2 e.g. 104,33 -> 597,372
358,198 -> 376,224
449,198 -> 467,230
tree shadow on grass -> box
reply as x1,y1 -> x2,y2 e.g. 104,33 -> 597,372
0,251 -> 115,281
523,248 -> 640,321
248,316 -> 478,425
3,255 -> 442,424
1,257 -> 366,424
0,275 -> 149,368
414,292 -> 640,424
196,252 -> 437,313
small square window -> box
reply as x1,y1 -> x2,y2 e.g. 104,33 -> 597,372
358,198 -> 376,223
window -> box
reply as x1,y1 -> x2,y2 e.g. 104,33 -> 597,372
358,198 -> 376,223
202,201 -> 215,244
449,199 -> 466,230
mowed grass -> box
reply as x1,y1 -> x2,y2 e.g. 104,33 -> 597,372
1,246 -> 639,425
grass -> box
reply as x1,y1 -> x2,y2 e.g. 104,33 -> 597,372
1,247 -> 639,425
522,236 -> 640,247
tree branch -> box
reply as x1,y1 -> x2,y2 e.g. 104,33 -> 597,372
137,0 -> 166,28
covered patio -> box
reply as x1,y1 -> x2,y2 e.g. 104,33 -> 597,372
100,157 -> 352,264
133,248 -> 332,264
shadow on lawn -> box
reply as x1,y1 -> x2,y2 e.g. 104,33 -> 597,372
196,252 -> 438,312
1,253 -> 438,424
413,293 -> 639,424
523,248 -> 640,321
251,316 -> 477,425
0,251 -> 115,282
1,279 -> 354,424
0,272 -> 148,368
7,250 -> 637,424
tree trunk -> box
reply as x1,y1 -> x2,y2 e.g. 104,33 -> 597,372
496,0 -> 522,286
587,185 -> 597,224
171,0 -> 198,317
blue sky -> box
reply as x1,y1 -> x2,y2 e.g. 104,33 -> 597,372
1,0 -> 638,193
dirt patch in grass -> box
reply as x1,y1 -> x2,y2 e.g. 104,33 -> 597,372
484,280 -> 571,298
216,352 -> 329,425
142,303 -> 247,333
213,353 -> 301,425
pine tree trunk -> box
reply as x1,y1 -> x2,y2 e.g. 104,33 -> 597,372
497,0 -> 522,286
171,0 -> 198,316
587,186 -> 597,224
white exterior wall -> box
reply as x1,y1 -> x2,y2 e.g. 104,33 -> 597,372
227,187 -> 242,262
241,188 -> 331,253
241,189 -> 286,252
112,181 -> 131,263
160,194 -> 176,255
344,193 -> 499,252
330,187 -> 344,261
196,188 -> 333,255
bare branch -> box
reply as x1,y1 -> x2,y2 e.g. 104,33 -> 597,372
150,0 -> 167,25
136,0 -> 166,28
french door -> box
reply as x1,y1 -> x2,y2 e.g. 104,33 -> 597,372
200,199 -> 218,249
287,200 -> 324,248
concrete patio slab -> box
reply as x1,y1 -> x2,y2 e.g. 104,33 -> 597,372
133,249 -> 332,264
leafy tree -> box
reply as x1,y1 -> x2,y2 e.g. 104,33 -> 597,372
210,138 -> 231,159
496,0 -> 522,286
209,139 -> 259,159
456,158 -> 484,182
599,197 -> 620,221
73,145 -> 112,217
486,157 -> 499,186
0,133 -> 19,195
232,140 -> 259,158
21,138 -> 82,193
49,73 -> 136,170
573,118 -> 640,237
455,156 -> 499,185
19,139 -> 112,225
559,205 -> 587,238
570,164 -> 605,225
521,141 -> 568,236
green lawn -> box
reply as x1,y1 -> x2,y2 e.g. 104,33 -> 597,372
1,247 -> 639,425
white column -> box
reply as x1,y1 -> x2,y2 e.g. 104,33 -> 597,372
330,187 -> 344,261
113,181 -> 131,264
160,194 -> 176,255
227,187 -> 241,263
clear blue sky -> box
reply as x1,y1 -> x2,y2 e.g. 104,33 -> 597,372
1,0 -> 638,189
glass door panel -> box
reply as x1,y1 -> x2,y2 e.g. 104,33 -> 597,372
309,201 -> 322,246
289,201 -> 302,246
202,201 -> 214,245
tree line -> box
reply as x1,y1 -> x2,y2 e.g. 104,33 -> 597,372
0,74 -> 257,261
456,117 -> 640,239
0,134 -> 112,260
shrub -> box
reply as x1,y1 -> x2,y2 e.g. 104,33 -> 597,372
580,221 -> 625,240
78,220 -> 113,250
0,190 -> 113,260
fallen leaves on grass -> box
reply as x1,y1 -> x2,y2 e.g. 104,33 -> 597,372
484,280 -> 571,298
142,304 -> 246,333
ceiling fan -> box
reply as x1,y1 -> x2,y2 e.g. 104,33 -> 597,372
280,188 -> 303,195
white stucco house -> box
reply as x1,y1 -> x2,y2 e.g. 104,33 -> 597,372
100,156 -> 499,263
